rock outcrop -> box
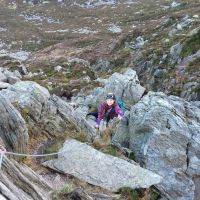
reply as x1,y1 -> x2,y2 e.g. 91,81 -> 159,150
0,81 -> 96,141
0,156 -> 52,200
43,139 -> 162,191
0,95 -> 28,153
0,68 -> 21,88
73,68 -> 145,111
113,92 -> 200,200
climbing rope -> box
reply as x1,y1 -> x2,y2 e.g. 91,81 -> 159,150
0,145 -> 64,169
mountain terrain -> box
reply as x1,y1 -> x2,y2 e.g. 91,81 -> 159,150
0,0 -> 200,200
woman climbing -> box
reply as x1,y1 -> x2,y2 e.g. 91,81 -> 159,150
87,93 -> 124,129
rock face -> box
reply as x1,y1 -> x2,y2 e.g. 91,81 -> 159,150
74,68 -> 145,110
181,82 -> 200,101
50,95 -> 96,139
0,68 -> 22,86
0,95 -> 28,153
43,139 -> 162,191
0,81 -> 96,140
119,92 -> 200,200
0,156 -> 52,200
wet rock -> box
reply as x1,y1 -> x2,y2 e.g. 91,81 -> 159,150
43,139 -> 162,191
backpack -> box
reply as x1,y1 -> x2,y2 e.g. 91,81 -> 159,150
116,97 -> 125,111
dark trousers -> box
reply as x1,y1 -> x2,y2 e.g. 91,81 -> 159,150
87,108 -> 115,123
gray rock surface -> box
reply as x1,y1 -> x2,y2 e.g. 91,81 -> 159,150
43,139 -> 162,191
0,81 -> 96,140
50,95 -> 97,139
127,92 -> 200,200
7,76 -> 21,84
0,156 -> 52,200
0,95 -> 28,153
77,68 -> 145,110
181,82 -> 200,101
93,59 -> 112,71
0,82 -> 11,89
112,111 -> 130,148
0,71 -> 7,82
170,42 -> 182,64
3,69 -> 22,80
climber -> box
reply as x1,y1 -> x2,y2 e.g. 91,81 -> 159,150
87,93 -> 124,129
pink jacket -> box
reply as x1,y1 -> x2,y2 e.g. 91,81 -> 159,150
97,100 -> 124,125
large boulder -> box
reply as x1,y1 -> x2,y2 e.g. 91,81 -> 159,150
0,156 -> 52,200
43,139 -> 162,191
0,81 -> 96,140
74,68 -> 145,110
0,71 -> 7,82
126,92 -> 200,200
50,95 -> 96,139
0,95 -> 28,153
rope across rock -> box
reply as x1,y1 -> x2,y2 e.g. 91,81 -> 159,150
0,145 -> 65,169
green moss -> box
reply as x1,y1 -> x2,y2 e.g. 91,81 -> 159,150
181,30 -> 200,57
110,48 -> 131,68
21,108 -> 30,122
74,132 -> 88,143
92,140 -> 103,150
102,145 -> 118,156
52,182 -> 76,200
118,188 -> 139,200
186,57 -> 200,72
150,187 -> 161,200
74,38 -> 102,48
191,86 -> 200,93
128,152 -> 136,161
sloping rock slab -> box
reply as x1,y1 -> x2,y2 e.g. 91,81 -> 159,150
0,156 -> 52,200
0,81 -> 96,140
76,68 -> 145,110
129,92 -> 200,200
0,94 -> 28,153
43,139 -> 162,191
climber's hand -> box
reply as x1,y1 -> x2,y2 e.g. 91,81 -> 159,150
95,124 -> 99,129
118,115 -> 123,120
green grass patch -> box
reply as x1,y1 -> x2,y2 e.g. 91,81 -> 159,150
102,145 -> 118,156
150,187 -> 161,200
118,188 -> 139,200
74,38 -> 102,48
186,57 -> 200,72
51,182 -> 76,200
181,30 -> 200,57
